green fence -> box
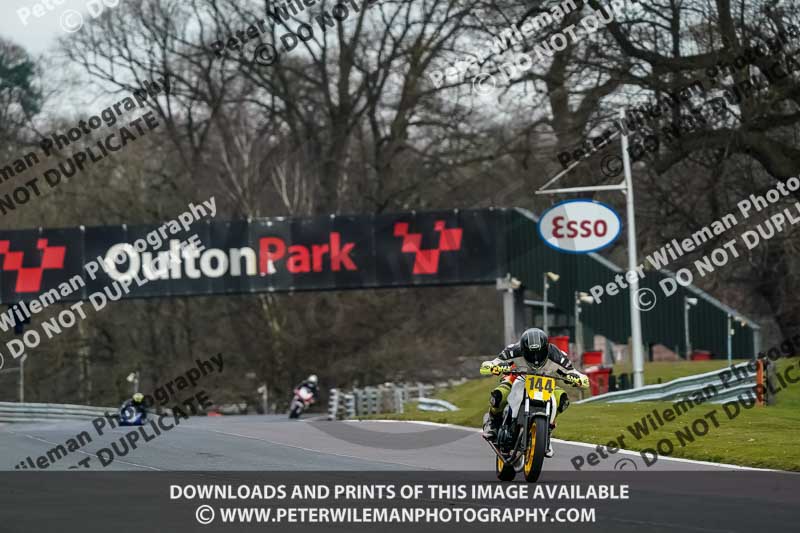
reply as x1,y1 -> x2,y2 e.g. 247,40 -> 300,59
501,208 -> 758,358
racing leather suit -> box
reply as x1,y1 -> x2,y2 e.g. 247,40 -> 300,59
484,342 -> 589,427
297,380 -> 320,402
120,398 -> 147,416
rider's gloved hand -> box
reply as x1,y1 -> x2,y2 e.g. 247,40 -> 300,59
564,373 -> 590,389
480,361 -> 494,376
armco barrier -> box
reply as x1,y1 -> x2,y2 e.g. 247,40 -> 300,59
414,398 -> 459,412
576,361 -> 757,404
327,388 -> 340,420
327,379 -> 466,419
0,402 -> 115,423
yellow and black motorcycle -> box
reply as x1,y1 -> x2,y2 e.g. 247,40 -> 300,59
480,365 -> 556,483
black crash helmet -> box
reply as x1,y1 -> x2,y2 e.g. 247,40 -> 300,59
520,328 -> 549,368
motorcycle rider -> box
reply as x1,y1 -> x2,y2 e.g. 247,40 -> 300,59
120,392 -> 147,420
480,328 -> 589,457
296,374 -> 320,403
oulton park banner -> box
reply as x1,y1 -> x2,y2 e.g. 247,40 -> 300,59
0,209 -> 503,304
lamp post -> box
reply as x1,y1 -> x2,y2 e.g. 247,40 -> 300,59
727,314 -> 733,365
126,371 -> 140,394
535,109 -> 646,387
684,297 -> 698,359
1,355 -> 27,402
19,355 -> 24,403
257,384 -> 269,414
543,272 -> 560,335
619,109 -> 645,388
574,291 -> 594,359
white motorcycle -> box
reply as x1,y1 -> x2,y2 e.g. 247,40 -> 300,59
480,365 -> 558,482
288,386 -> 315,419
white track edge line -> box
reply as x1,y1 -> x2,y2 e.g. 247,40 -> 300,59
351,419 -> 784,472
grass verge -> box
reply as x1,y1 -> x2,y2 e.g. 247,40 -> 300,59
615,359 -> 746,385
363,359 -> 800,471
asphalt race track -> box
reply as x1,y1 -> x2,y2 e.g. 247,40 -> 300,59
2,416 -> 798,533
0,415 -> 740,471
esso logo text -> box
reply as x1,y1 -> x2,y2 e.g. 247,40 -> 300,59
538,200 -> 621,254
552,217 -> 608,239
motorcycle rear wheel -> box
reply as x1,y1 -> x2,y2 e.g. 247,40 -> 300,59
523,416 -> 548,482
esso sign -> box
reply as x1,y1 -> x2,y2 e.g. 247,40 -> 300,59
538,200 -> 621,253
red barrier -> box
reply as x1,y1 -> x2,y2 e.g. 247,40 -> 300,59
586,367 -> 612,396
583,351 -> 603,366
551,336 -> 570,355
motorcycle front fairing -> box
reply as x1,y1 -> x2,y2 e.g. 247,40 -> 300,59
119,403 -> 147,426
296,387 -> 313,402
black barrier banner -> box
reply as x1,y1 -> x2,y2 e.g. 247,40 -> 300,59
0,209 -> 503,304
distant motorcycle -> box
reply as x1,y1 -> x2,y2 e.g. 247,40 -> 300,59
119,404 -> 147,426
288,386 -> 314,419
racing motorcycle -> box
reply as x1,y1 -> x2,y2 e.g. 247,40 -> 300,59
288,386 -> 315,419
119,403 -> 147,426
480,364 -> 555,483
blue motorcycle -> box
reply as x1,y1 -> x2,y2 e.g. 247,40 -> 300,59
119,403 -> 147,426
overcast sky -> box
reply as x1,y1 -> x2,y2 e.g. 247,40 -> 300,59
0,0 -> 104,55
0,1 -> 138,119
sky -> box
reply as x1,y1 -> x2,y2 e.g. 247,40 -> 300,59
0,0 -> 108,55
0,0 -> 139,120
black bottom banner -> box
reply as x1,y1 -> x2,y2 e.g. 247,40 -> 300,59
1,471 -> 797,532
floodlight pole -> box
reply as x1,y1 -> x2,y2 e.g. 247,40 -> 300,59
727,314 -> 733,366
535,108 -> 646,388
574,292 -> 583,357
543,273 -> 550,335
684,298 -> 692,359
0,357 -> 25,402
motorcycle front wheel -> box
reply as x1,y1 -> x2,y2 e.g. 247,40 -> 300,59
495,454 -> 516,481
523,416 -> 548,482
